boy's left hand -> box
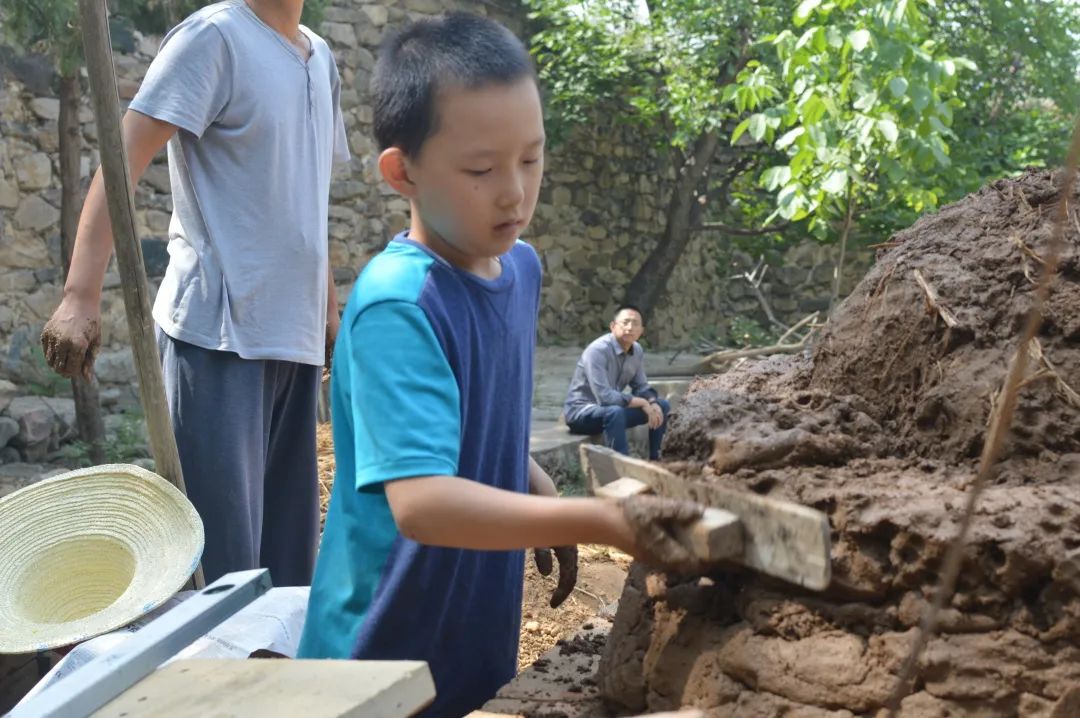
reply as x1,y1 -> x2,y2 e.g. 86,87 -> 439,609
534,544 -> 578,608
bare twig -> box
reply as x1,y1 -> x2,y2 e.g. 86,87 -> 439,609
885,116 -> 1080,715
1015,185 -> 1034,214
572,586 -> 606,605
778,312 -> 820,344
650,337 -> 809,377
913,269 -> 960,328
1029,338 -> 1080,407
707,338 -> 808,369
696,219 -> 793,236
829,188 -> 857,314
730,257 -> 790,332
1012,234 -> 1046,265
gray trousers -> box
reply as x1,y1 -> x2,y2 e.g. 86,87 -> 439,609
157,329 -> 320,586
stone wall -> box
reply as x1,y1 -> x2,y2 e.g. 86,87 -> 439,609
0,0 -> 869,459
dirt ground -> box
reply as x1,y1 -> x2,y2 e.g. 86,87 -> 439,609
600,169 -> 1080,716
315,423 -> 628,672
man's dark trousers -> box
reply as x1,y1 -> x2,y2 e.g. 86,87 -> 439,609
566,398 -> 670,459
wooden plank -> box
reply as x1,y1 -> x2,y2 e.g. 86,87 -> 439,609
10,571 -> 270,718
92,660 -> 436,718
593,477 -> 652,500
580,445 -> 831,590
76,0 -> 203,585
673,507 -> 743,562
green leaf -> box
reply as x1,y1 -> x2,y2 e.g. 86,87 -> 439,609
761,165 -> 793,191
852,88 -> 878,112
777,183 -> 804,220
931,143 -> 951,167
877,118 -> 899,143
795,27 -> 820,51
826,26 -> 844,49
910,85 -> 932,113
794,0 -> 822,26
952,57 -> 977,72
821,169 -> 848,195
748,113 -> 769,141
791,148 -> 815,177
848,29 -> 871,52
731,117 -> 752,145
928,116 -> 951,136
888,76 -> 908,98
776,126 -> 805,150
800,94 -> 828,125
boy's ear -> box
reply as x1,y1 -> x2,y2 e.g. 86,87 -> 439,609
378,148 -> 418,199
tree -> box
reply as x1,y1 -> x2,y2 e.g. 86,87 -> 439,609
528,0 -> 787,317
923,0 -> 1080,199
525,0 -> 1002,317
733,0 -> 970,307
3,0 -> 107,463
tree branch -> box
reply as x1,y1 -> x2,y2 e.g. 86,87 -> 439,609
694,219 -> 793,236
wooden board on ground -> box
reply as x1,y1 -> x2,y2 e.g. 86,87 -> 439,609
580,444 -> 831,590
593,476 -> 652,500
92,660 -> 435,718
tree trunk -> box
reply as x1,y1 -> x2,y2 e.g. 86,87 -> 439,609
623,130 -> 721,318
59,72 -> 106,465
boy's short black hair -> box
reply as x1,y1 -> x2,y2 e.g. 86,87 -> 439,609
373,13 -> 536,157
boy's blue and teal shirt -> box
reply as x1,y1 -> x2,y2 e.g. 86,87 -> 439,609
299,234 -> 541,717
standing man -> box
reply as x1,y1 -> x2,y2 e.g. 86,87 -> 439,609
39,0 -> 349,585
563,305 -> 670,460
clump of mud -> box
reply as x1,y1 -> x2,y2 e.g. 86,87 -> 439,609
600,169 -> 1080,716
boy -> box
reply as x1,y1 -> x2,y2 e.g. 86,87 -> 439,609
40,0 -> 348,585
299,13 -> 703,717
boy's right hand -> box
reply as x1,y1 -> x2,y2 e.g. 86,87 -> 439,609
613,495 -> 705,573
40,296 -> 102,381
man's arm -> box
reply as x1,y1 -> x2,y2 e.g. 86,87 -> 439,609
41,111 -> 178,379
627,350 -> 664,428
628,352 -> 659,402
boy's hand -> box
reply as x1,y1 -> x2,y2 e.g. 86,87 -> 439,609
41,296 -> 102,381
615,496 -> 704,573
533,544 -> 578,608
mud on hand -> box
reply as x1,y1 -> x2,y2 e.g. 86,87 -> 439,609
40,308 -> 101,382
618,495 -> 706,574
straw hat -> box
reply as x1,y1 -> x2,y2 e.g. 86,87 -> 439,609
0,464 -> 203,654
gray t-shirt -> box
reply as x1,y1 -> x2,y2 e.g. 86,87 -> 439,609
130,0 -> 349,365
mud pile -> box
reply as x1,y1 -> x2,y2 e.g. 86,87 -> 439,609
599,170 -> 1080,716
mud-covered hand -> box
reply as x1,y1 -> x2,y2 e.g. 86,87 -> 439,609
533,544 -> 578,608
40,296 -> 101,381
323,312 -> 340,381
617,495 -> 704,573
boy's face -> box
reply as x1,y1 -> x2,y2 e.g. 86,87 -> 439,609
398,78 -> 545,262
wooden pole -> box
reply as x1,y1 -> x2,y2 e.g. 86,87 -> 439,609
77,0 -> 204,589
